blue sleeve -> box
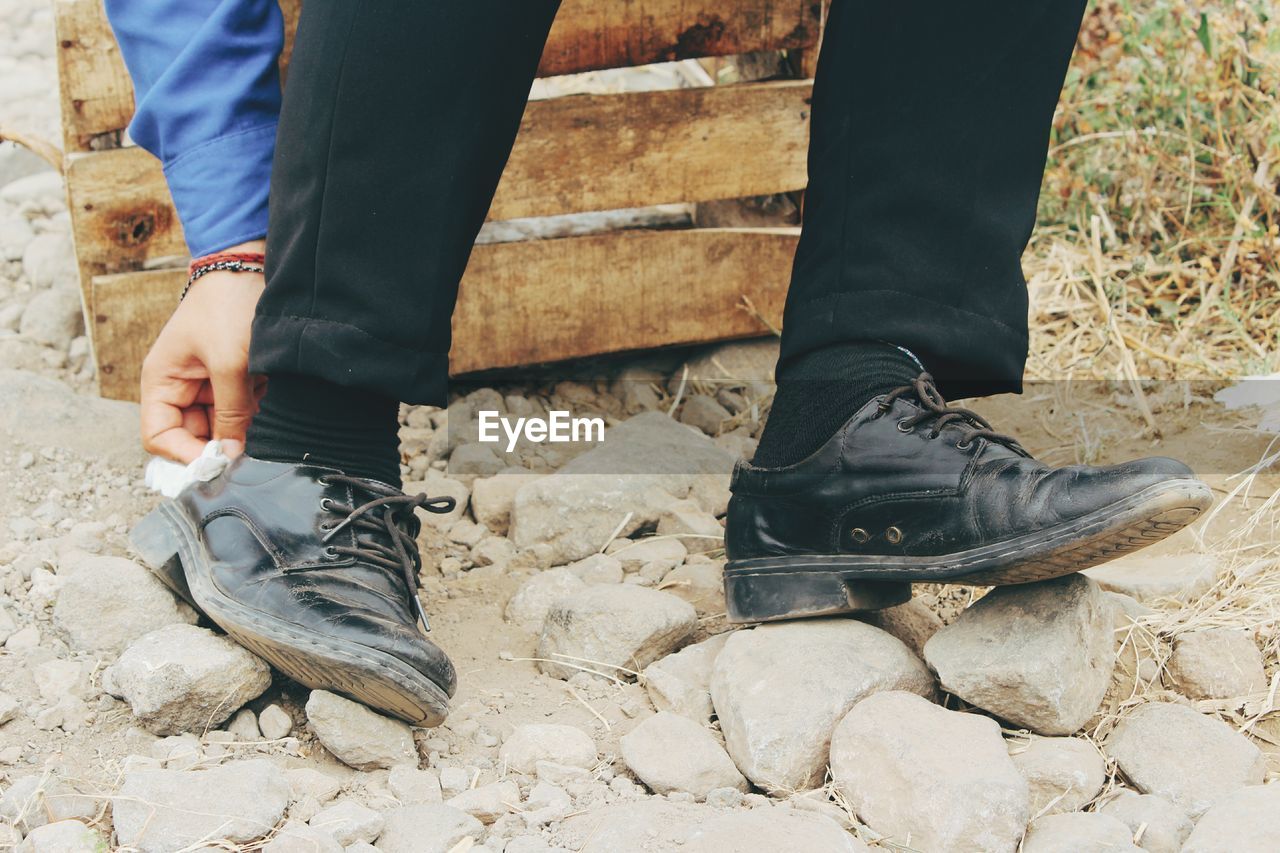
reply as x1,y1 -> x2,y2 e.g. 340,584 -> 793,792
104,0 -> 284,257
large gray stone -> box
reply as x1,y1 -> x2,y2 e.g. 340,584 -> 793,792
262,820 -> 342,853
536,585 -> 696,681
504,567 -> 587,633
830,691 -> 1029,853
0,370 -> 143,468
711,619 -> 935,792
113,759 -> 291,853
1180,784 -> 1280,853
103,624 -> 271,735
499,724 -> 596,774
1166,628 -> 1267,700
376,804 -> 483,853
19,289 -> 82,350
641,633 -> 729,724
53,553 -> 198,655
308,800 -> 385,845
620,711 -> 747,798
1106,702 -> 1266,817
1084,553 -> 1220,604
924,574 -> 1115,735
555,799 -> 867,853
1022,812 -> 1141,852
15,820 -> 106,853
1009,735 -> 1107,817
509,412 -> 735,564
1099,791 -> 1193,853
305,690 -> 417,770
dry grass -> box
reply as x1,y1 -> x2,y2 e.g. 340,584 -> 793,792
1027,0 -> 1278,384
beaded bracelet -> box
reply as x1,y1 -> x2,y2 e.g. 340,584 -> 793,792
180,251 -> 266,301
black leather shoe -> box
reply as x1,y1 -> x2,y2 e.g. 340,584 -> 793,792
130,457 -> 457,725
723,374 -> 1213,623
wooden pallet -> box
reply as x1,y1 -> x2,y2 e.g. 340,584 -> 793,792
55,0 -> 822,400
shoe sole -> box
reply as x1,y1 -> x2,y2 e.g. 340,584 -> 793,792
130,501 -> 451,726
722,478 -> 1212,624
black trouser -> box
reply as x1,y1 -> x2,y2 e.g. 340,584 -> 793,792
252,0 -> 1088,404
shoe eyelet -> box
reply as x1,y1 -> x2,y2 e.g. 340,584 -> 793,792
323,545 -> 339,559
319,497 -> 333,512
896,420 -> 915,434
886,526 -> 904,545
850,527 -> 870,544
317,476 -> 332,486
956,439 -> 973,451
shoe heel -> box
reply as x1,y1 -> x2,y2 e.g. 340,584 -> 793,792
129,505 -> 201,613
723,568 -> 911,624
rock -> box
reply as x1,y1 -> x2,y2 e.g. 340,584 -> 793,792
711,618 -> 935,792
1009,736 -> 1106,817
0,370 -> 144,468
1180,784 -> 1280,853
1084,554 -> 1220,604
286,768 -> 341,804
15,820 -> 106,853
854,598 -> 944,658
1022,812 -> 1141,852
437,767 -> 470,800
0,214 -> 34,262
1105,702 -> 1266,816
1099,791 -> 1193,853
641,633 -> 729,723
53,553 -> 198,655
449,443 -> 504,480
405,476 -> 469,527
620,711 -> 747,798
504,568 -> 587,633
471,470 -> 540,535
556,799 -> 867,853
305,690 -> 417,770
388,765 -> 443,803
565,553 -> 624,585
0,774 -> 101,834
536,585 -> 697,681
678,395 -> 731,435
103,624 -> 271,735
258,703 -> 293,740
377,804 -> 483,853
471,535 -> 517,568
499,724 -> 597,774
655,501 -> 723,554
674,339 -> 778,396
1166,628 -> 1267,700
263,820 -> 342,853
830,691 -> 1029,853
446,779 -> 520,823
113,759 -> 291,853
309,800 -> 385,846
521,780 -> 573,825
0,694 -> 17,726
923,574 -> 1115,735
510,412 -> 735,564
19,232 -> 77,290
227,708 -> 260,741
606,537 -> 688,572
19,289 -> 82,350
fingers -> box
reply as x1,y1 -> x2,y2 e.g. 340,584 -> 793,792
209,366 -> 256,458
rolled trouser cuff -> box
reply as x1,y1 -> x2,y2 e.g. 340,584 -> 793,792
249,313 -> 448,405
778,289 -> 1028,400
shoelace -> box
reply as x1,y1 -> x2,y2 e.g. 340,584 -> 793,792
876,373 -> 1027,454
316,474 -> 456,632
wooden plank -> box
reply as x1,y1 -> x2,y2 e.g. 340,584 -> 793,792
54,0 -> 818,144
91,227 -> 796,400
539,0 -> 820,77
54,0 -> 135,153
65,80 -> 812,271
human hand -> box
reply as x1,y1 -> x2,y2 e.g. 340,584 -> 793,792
139,242 -> 267,463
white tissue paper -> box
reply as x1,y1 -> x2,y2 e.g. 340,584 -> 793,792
144,439 -> 232,498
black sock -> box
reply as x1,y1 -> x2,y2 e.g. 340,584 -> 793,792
246,373 -> 403,487
752,341 -> 922,468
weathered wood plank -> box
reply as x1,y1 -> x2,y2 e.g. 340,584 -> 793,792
91,227 -> 795,400
54,0 -> 819,144
65,80 -> 812,271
